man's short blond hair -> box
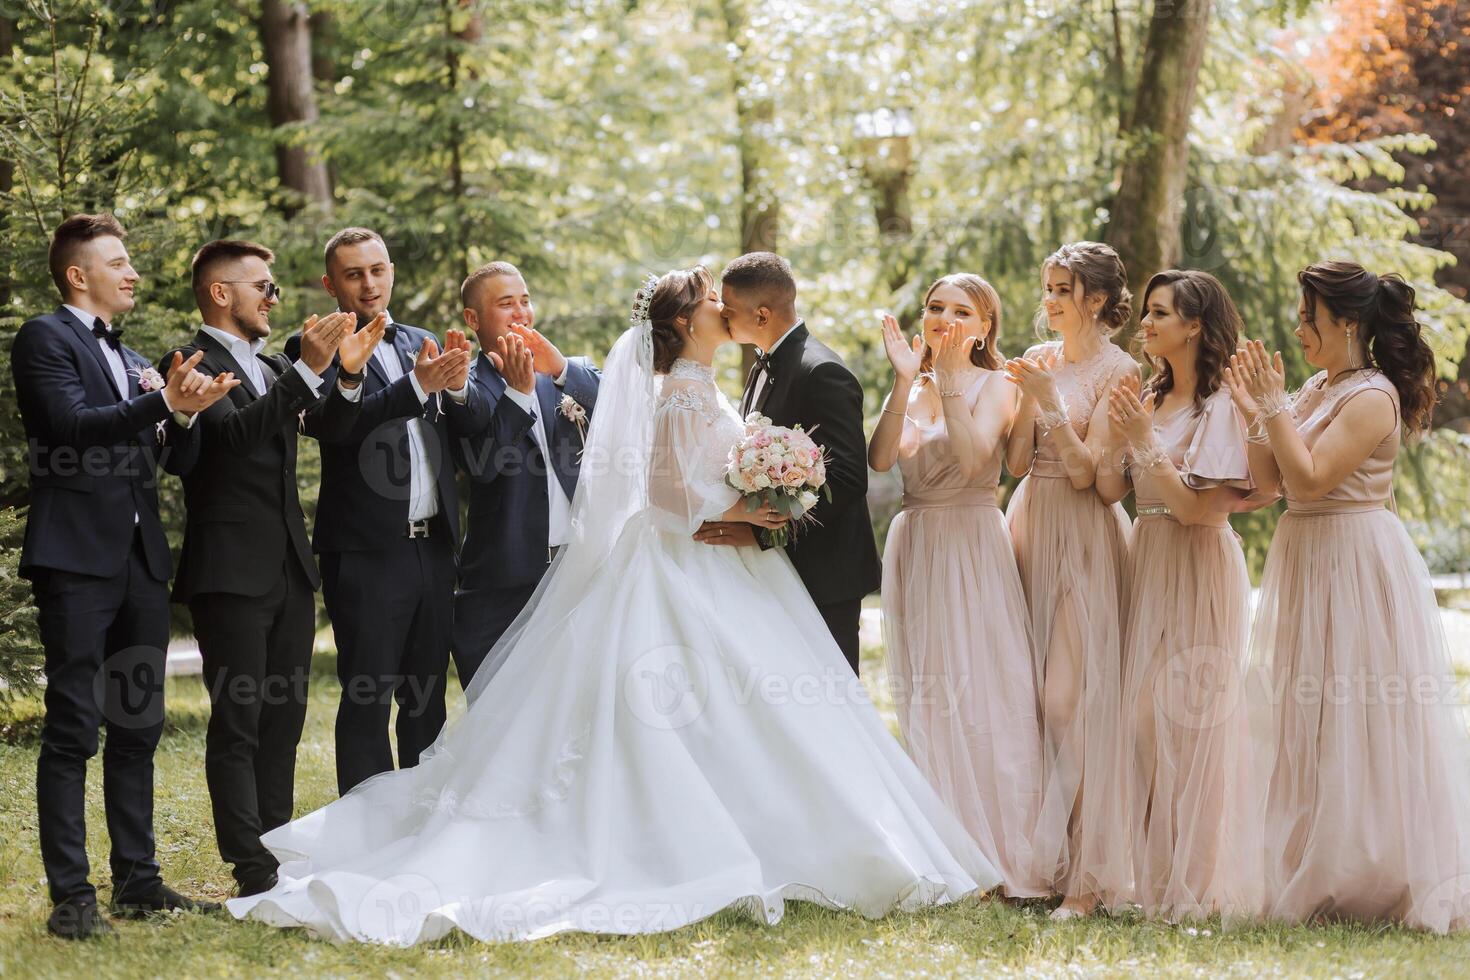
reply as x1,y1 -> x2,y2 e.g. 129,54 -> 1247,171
461,261 -> 523,309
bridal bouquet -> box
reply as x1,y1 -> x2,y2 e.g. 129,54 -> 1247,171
726,412 -> 832,547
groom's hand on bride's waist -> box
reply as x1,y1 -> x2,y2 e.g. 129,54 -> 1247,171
693,522 -> 758,547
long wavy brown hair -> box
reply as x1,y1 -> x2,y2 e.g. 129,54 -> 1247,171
1139,269 -> 1241,410
1297,260 -> 1437,433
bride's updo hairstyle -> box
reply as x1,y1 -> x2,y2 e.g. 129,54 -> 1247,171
1298,260 -> 1437,433
648,265 -> 714,374
1037,240 -> 1133,337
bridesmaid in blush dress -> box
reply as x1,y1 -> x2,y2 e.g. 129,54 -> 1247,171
870,274 -> 1048,899
1002,242 -> 1139,918
1227,261 -> 1470,933
1093,270 -> 1261,921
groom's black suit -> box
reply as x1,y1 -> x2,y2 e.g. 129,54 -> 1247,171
162,328 -> 358,889
740,321 -> 881,673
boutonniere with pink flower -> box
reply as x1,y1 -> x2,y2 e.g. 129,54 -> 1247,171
131,365 -> 166,393
559,393 -> 589,445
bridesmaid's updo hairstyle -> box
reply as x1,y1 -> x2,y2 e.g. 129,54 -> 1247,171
648,265 -> 714,375
1140,269 -> 1242,410
1039,240 -> 1133,337
1297,260 -> 1437,433
915,274 -> 1003,389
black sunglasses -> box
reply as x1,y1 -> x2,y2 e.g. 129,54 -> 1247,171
218,280 -> 283,301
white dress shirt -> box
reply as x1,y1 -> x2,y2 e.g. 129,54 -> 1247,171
499,363 -> 575,548
336,313 -> 465,522
746,319 -> 802,413
200,324 -> 323,398
65,304 -> 130,397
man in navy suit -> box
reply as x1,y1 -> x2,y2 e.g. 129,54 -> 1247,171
288,227 -> 482,794
452,262 -> 600,684
11,214 -> 238,938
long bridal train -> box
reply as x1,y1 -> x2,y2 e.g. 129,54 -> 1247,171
228,329 -> 1000,945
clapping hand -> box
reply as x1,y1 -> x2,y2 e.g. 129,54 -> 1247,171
488,332 -> 536,395
1224,339 -> 1286,419
298,312 -> 357,375
509,322 -> 567,378
163,349 -> 241,414
440,329 -> 473,390
933,318 -> 977,392
1107,379 -> 1156,449
880,314 -> 923,383
336,312 -> 385,375
412,337 -> 471,395
1004,347 -> 1062,407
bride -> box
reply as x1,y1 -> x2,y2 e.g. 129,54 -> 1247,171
229,267 -> 1000,944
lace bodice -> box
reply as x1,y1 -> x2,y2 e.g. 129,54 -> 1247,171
652,359 -> 744,531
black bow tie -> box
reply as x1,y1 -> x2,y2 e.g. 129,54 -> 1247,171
371,322 -> 397,346
91,320 -> 123,351
754,349 -> 774,373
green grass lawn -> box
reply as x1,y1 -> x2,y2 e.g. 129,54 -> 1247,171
3,639 -> 1470,977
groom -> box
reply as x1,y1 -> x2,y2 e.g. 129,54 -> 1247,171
697,252 -> 881,674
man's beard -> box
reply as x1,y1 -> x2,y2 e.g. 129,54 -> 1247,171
229,299 -> 269,340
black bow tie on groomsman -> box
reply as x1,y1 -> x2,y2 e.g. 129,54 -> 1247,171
91,320 -> 123,351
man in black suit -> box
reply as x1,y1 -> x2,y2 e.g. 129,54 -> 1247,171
289,227 -> 481,794
696,251 -> 882,674
12,214 -> 237,938
163,239 -> 385,897
451,262 -> 600,685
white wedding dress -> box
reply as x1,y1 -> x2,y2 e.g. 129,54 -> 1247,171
228,330 -> 999,945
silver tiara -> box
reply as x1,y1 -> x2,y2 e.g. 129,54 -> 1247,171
630,273 -> 659,331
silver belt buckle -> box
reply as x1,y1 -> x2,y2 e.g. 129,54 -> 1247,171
407,519 -> 431,539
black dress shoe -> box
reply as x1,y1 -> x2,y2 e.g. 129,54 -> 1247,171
47,898 -> 116,940
235,873 -> 278,898
111,883 -> 221,919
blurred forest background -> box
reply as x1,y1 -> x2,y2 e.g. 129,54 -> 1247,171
2,0 -> 1468,694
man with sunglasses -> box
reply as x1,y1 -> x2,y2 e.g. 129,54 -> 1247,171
290,227 -> 484,794
162,239 -> 386,899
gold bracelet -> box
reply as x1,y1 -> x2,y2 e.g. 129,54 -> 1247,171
882,407 -> 908,419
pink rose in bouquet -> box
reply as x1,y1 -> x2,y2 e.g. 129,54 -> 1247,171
725,412 -> 831,547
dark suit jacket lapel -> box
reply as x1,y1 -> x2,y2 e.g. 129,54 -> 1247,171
754,321 -> 807,416
535,374 -> 559,445
123,350 -> 144,399
57,306 -> 124,400
473,351 -> 507,404
195,329 -> 262,400
363,327 -> 398,390
535,375 -> 580,499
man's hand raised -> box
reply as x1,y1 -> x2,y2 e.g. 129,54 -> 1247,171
299,311 -> 356,375
163,349 -> 242,415
338,312 -> 386,375
412,337 -> 471,395
488,332 -> 536,395
509,323 -> 567,378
